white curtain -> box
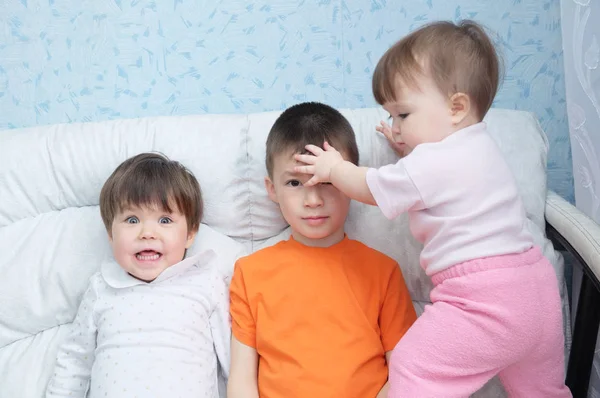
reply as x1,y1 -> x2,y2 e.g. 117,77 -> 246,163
561,0 -> 600,396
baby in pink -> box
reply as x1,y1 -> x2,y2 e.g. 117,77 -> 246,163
295,20 -> 571,398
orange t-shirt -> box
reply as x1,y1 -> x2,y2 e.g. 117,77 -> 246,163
230,236 -> 416,398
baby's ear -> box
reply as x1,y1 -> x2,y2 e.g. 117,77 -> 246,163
449,92 -> 472,125
185,230 -> 198,249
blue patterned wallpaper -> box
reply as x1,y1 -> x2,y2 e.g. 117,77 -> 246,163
0,0 -> 573,201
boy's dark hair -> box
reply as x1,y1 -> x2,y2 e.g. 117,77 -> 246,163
372,20 -> 501,121
100,152 -> 203,235
266,102 -> 359,178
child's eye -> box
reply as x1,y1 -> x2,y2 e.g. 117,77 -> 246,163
398,113 -> 409,120
125,216 -> 139,224
387,114 -> 393,121
159,217 -> 172,224
286,180 -> 301,187
320,182 -> 333,185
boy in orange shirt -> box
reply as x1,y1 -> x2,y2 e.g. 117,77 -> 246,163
228,102 -> 417,398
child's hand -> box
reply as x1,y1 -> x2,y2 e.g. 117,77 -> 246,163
294,142 -> 344,186
376,120 -> 407,157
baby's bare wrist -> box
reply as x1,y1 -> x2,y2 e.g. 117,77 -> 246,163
329,161 -> 345,182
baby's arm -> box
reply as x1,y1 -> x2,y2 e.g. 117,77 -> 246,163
210,270 -> 232,383
296,141 -> 426,219
227,336 -> 259,398
46,279 -> 98,398
294,142 -> 376,206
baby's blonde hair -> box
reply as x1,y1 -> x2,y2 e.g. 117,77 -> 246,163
372,20 -> 502,121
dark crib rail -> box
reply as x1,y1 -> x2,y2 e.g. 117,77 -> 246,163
547,223 -> 600,398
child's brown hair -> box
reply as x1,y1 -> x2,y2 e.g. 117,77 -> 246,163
266,102 -> 359,178
100,152 -> 203,235
372,20 -> 501,121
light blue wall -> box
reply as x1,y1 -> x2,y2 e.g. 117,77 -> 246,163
0,0 -> 573,201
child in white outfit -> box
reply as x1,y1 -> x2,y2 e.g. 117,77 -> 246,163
295,20 -> 571,398
46,153 -> 230,398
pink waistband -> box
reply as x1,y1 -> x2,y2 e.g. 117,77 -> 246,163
431,246 -> 543,286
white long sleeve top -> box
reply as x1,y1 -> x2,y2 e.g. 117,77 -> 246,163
46,249 -> 230,398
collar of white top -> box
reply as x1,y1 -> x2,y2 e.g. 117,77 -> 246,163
100,249 -> 216,288
449,121 -> 486,139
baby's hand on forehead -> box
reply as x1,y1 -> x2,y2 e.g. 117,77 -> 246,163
294,142 -> 344,186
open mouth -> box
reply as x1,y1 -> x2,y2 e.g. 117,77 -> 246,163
135,250 -> 162,261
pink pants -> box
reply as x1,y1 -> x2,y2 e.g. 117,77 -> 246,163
388,247 -> 572,398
